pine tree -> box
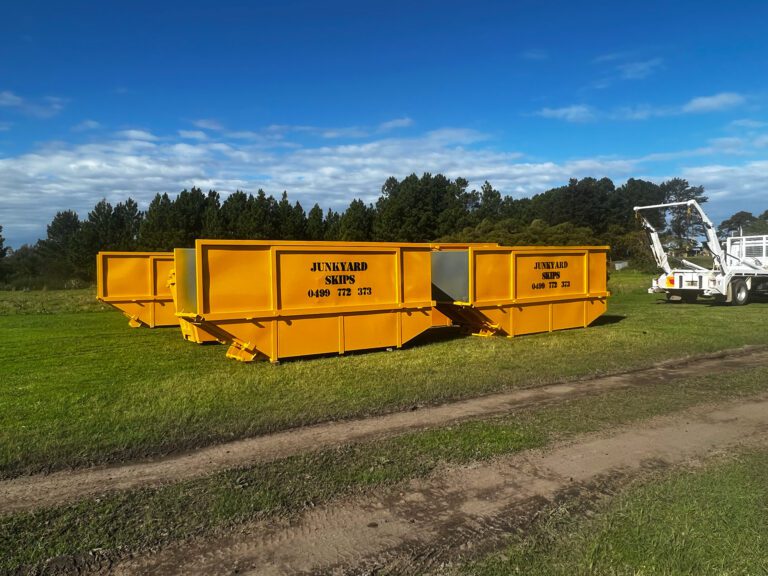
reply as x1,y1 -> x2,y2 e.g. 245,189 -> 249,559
111,198 -> 142,250
306,204 -> 326,240
339,199 -> 373,241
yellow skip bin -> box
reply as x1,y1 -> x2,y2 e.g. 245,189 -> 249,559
96,251 -> 178,328
432,245 -> 610,336
175,240 -> 437,362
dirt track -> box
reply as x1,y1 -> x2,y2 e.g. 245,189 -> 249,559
110,394 -> 768,575
2,345 -> 767,514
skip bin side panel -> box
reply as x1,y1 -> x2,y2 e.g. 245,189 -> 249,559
152,258 -> 174,298
103,254 -> 152,298
402,249 -> 432,304
277,316 -> 340,358
402,309 -> 435,344
474,251 -> 511,304
343,312 -> 399,352
201,245 -> 271,315
97,252 -> 177,328
511,304 -> 551,336
551,300 -> 587,331
150,300 -> 178,328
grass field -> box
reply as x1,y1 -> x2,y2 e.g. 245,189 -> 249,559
465,449 -> 768,575
3,269 -> 768,573
2,269 -> 768,477
4,362 -> 768,572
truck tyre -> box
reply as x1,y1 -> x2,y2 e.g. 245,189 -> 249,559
731,279 -> 749,306
682,292 -> 698,304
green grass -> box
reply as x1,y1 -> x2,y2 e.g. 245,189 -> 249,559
0,288 -> 103,315
465,449 -> 768,576
2,269 -> 768,476
3,363 -> 768,573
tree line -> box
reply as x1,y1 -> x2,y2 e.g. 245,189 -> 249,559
1,173 -> 762,289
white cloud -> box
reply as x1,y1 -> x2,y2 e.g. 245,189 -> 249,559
520,49 -> 549,61
587,54 -> 663,89
680,160 -> 768,205
0,91 -> 24,107
320,127 -> 369,139
707,137 -> 747,154
682,92 -> 746,113
377,117 -> 413,131
192,118 -> 224,130
2,121 -> 768,247
616,58 -> 663,80
116,129 -> 158,141
178,130 -> 208,140
535,105 -> 595,122
593,52 -> 628,63
0,90 -> 65,117
72,120 -> 101,132
730,119 -> 767,129
542,91 -> 749,123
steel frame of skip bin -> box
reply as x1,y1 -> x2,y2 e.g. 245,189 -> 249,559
173,240 -> 441,363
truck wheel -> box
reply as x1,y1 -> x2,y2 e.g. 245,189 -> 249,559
665,291 -> 681,303
731,279 -> 749,306
682,292 -> 697,304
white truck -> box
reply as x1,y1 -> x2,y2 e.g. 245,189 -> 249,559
633,200 -> 768,305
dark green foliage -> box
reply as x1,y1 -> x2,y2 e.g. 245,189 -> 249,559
609,178 -> 665,229
36,210 -> 86,285
4,173 -> 758,290
719,210 -> 768,236
139,193 -> 180,250
200,190 -> 223,238
373,173 -> 476,241
1,244 -> 43,288
111,198 -> 142,250
324,208 -> 342,240
306,204 -> 326,240
528,177 -> 614,233
276,193 -> 307,240
218,190 -> 252,239
172,188 -> 208,247
339,199 -> 373,241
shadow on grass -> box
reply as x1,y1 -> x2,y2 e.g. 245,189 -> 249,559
265,326 -> 467,365
590,314 -> 627,327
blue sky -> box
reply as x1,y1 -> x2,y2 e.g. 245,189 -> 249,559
1,0 -> 767,247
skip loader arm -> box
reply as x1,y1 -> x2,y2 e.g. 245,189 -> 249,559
633,206 -> 671,274
633,200 -> 724,273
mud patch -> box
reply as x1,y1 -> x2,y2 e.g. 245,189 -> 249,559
109,393 -> 768,576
